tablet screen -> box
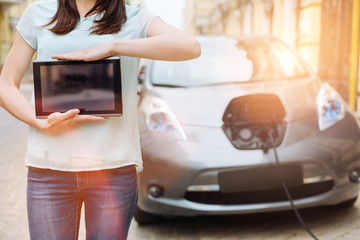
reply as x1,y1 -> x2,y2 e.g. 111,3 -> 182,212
33,57 -> 122,118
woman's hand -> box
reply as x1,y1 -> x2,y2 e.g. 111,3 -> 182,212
35,109 -> 107,134
51,42 -> 113,61
51,17 -> 200,62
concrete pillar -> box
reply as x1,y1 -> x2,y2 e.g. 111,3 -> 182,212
282,0 -> 298,48
0,5 -> 12,66
272,0 -> 298,48
252,0 -> 263,34
350,0 -> 360,110
272,0 -> 283,39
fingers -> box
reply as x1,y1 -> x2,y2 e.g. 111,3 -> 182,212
51,48 -> 89,60
48,110 -> 106,125
42,114 -> 106,134
48,109 -> 80,123
72,115 -> 107,124
51,44 -> 110,62
51,53 -> 84,61
58,115 -> 105,131
63,114 -> 106,127
63,115 -> 105,130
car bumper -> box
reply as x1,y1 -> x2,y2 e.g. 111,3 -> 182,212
138,113 -> 360,216
139,181 -> 359,217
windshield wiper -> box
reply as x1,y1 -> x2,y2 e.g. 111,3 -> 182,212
190,75 -> 311,87
152,75 -> 310,88
152,83 -> 188,88
191,81 -> 245,87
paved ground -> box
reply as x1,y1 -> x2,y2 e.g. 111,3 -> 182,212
1,83 -> 360,240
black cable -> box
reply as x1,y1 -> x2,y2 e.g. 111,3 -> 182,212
267,129 -> 319,240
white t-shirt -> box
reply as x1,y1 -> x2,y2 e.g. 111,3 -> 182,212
16,0 -> 157,172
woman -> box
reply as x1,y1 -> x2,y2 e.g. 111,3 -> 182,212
0,0 -> 200,239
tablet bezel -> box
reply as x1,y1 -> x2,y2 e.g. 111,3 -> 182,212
33,57 -> 122,118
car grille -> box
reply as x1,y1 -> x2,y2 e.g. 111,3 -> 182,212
184,180 -> 334,205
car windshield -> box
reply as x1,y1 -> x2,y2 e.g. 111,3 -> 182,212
151,38 -> 309,87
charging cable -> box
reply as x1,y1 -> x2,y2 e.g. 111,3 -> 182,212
267,129 -> 319,240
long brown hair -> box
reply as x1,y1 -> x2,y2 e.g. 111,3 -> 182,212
44,0 -> 127,35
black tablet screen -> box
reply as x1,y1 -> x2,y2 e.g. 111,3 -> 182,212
39,62 -> 115,113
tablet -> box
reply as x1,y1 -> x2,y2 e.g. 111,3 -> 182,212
33,57 -> 122,118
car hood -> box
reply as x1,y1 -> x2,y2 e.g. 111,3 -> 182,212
146,77 -> 321,128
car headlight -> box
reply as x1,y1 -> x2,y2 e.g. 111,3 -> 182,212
316,83 -> 345,131
140,94 -> 187,140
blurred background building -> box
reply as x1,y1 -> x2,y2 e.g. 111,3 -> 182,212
0,0 -> 28,70
185,0 -> 360,112
1,0 -> 360,112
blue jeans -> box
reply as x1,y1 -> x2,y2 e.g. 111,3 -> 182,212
27,165 -> 138,240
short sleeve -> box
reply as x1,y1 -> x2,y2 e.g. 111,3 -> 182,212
134,5 -> 157,38
16,3 -> 37,50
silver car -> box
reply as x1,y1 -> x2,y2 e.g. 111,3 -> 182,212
135,36 -> 360,224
